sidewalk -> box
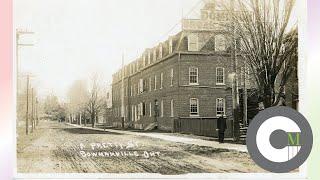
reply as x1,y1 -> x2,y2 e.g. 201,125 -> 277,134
66,123 -> 248,152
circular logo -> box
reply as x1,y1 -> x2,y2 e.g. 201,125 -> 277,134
246,106 -> 313,173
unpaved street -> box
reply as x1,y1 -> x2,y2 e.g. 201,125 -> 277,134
17,120 -> 265,174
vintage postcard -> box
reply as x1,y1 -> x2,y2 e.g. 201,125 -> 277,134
15,0 -> 302,178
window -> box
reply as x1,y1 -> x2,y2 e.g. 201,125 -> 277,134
159,45 -> 163,59
170,68 -> 174,86
161,100 -> 164,117
190,98 -> 199,116
160,73 -> 163,89
170,99 -> 174,117
154,75 -> 157,90
130,86 -> 133,96
149,102 -> 152,117
215,34 -> 226,51
139,79 -> 144,93
137,82 -> 139,95
216,98 -> 225,116
131,105 -> 134,121
189,67 -> 199,85
216,67 -> 225,85
169,39 -> 173,53
133,84 -> 136,96
148,51 -> 151,64
125,106 -> 128,119
133,63 -> 135,73
153,49 -> 157,61
142,102 -> 146,116
143,54 -> 146,67
136,61 -> 139,71
188,34 -> 199,51
135,105 -> 137,121
149,77 -> 152,91
137,103 -> 142,120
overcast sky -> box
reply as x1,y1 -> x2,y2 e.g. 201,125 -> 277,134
15,0 -> 201,101
15,0 -> 297,101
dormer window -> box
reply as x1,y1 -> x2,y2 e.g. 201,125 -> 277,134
133,63 -> 136,73
130,64 -> 132,74
136,61 -> 139,71
169,39 -> 173,54
143,54 -> 146,67
159,45 -> 163,59
188,34 -> 199,51
215,34 -> 226,51
153,49 -> 157,61
148,51 -> 151,64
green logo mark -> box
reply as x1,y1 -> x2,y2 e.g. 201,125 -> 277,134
288,132 -> 301,146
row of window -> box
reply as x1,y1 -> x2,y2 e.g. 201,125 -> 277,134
113,39 -> 173,81
189,67 -> 225,85
142,39 -> 173,68
113,33 -> 227,82
190,98 -> 225,116
128,68 -> 174,97
188,34 -> 226,52
113,67 -> 225,101
113,98 -> 225,118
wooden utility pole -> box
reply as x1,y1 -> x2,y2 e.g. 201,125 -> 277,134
25,75 -> 29,135
36,98 -> 39,126
31,88 -> 34,132
16,29 -> 34,96
230,0 -> 240,141
121,53 -> 125,128
16,30 -> 34,134
243,65 -> 248,126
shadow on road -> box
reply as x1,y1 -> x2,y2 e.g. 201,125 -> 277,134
62,128 -> 123,135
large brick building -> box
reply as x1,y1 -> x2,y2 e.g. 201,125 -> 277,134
111,1 -> 253,138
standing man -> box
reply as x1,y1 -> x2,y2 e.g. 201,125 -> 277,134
217,115 -> 227,143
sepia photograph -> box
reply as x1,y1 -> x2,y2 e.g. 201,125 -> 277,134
15,0 -> 298,176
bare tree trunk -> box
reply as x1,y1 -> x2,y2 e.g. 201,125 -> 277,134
91,110 -> 95,128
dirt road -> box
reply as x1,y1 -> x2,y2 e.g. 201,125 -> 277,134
17,120 -> 265,174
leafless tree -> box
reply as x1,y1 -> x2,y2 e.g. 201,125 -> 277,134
223,0 -> 298,108
86,74 -> 105,127
67,80 -> 88,123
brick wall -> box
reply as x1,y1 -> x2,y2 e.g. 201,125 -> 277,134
111,51 -> 244,133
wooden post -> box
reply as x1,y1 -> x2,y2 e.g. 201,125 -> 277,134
36,98 -> 39,126
25,75 -> 29,135
31,88 -> 34,132
231,0 -> 240,141
243,65 -> 248,126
